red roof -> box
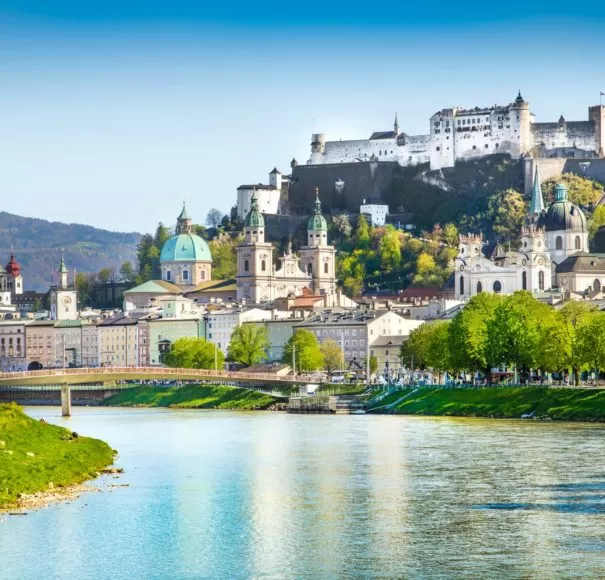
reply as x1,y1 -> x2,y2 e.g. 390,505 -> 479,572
5,253 -> 20,277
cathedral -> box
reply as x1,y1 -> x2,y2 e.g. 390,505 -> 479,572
236,190 -> 336,302
455,171 -> 592,299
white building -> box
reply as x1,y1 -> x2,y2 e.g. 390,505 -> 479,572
236,168 -> 285,219
307,95 -> 605,171
360,200 -> 389,226
206,307 -> 273,354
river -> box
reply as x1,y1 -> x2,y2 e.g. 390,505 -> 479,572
2,408 -> 605,579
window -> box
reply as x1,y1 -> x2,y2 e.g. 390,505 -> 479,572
436,146 -> 440,152
594,279 -> 602,293
575,236 -> 581,250
244,259 -> 249,272
493,280 -> 502,293
261,260 -> 266,272
182,270 -> 189,281
522,271 -> 527,290
166,270 -> 172,281
460,275 -> 464,295
539,271 -> 545,291
477,281 -> 483,293
307,263 -> 312,275
324,262 -> 329,274
556,236 -> 563,250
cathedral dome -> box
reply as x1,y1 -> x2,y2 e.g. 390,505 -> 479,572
160,233 -> 212,263
5,253 -> 20,276
308,190 -> 327,231
539,184 -> 587,233
245,195 -> 265,228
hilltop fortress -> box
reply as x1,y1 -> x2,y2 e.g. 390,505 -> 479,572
308,93 -> 605,171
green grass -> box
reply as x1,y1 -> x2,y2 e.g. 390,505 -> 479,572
371,387 -> 605,421
0,403 -> 115,508
316,383 -> 368,396
100,384 -> 282,410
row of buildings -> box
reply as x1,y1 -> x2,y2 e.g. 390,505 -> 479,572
0,292 -> 423,377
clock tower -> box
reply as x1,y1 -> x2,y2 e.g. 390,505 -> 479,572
50,251 -> 78,321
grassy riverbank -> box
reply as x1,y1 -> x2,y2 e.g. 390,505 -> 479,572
0,403 -> 115,508
370,387 -> 605,422
101,384 -> 282,410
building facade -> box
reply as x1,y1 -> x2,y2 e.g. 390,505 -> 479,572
236,167 -> 286,219
307,94 -> 605,171
236,192 -> 336,303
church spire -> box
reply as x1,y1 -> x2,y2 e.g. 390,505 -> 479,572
394,113 -> 399,135
176,202 -> 193,234
529,167 -> 545,215
58,249 -> 68,289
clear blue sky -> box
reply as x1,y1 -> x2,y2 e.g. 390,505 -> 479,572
1,1 -> 605,233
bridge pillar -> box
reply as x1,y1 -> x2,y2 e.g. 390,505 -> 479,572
61,385 -> 72,417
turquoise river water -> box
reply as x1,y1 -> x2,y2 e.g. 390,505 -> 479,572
2,407 -> 605,579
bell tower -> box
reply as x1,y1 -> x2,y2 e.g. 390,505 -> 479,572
50,251 -> 78,320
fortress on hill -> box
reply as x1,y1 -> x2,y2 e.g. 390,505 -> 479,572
307,92 -> 605,171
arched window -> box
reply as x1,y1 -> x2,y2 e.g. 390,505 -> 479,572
538,271 -> 545,291
244,259 -> 249,272
166,270 -> 172,281
575,236 -> 581,250
556,236 -> 563,250
182,270 -> 189,281
459,275 -> 465,295
522,271 -> 527,290
307,263 -> 313,276
595,279 -> 602,293
324,262 -> 329,274
493,280 -> 502,293
261,260 -> 266,272
476,281 -> 482,293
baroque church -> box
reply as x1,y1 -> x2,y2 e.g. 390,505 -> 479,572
454,170 -> 594,299
236,190 -> 336,302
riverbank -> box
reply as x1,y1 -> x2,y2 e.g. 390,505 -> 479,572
369,387 -> 605,421
0,403 -> 115,508
100,384 -> 283,410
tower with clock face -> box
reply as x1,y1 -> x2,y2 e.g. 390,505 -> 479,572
50,252 -> 78,321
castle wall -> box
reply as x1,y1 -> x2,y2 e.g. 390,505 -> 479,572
523,157 -> 605,195
237,186 -> 280,219
531,122 -> 597,152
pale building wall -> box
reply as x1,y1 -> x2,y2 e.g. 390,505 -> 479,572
207,308 -> 272,354
147,318 -> 204,365
0,321 -> 27,371
25,323 -> 56,369
545,230 -> 589,265
237,187 -> 280,219
360,204 -> 389,226
98,324 -> 139,367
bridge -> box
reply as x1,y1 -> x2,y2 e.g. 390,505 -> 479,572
0,366 -> 308,387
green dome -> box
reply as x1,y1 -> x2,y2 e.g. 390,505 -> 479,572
308,190 -> 327,231
160,233 -> 212,263
245,195 -> 265,228
538,184 -> 587,233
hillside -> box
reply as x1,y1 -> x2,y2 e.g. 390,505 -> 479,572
0,212 -> 140,291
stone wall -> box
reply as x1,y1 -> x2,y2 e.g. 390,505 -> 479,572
523,157 -> 605,194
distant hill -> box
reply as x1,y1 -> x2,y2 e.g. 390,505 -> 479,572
0,212 -> 140,291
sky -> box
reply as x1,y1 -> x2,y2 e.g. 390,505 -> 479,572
1,1 -> 605,233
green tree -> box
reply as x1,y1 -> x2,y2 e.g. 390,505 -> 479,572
320,339 -> 344,373
413,252 -> 438,286
443,223 -> 459,247
448,292 -> 502,381
379,226 -> 402,273
561,301 -> 599,384
589,205 -> 605,239
355,214 -> 371,249
119,261 -> 135,283
154,223 -> 171,250
369,355 -> 378,376
332,214 -> 352,243
209,236 -> 239,280
577,311 -> 605,377
404,322 -> 452,382
227,324 -> 269,366
487,291 -> 552,378
541,173 -> 604,207
164,337 -> 224,370
487,189 -> 526,243
75,272 -> 92,306
283,330 -> 324,373
98,268 -> 113,284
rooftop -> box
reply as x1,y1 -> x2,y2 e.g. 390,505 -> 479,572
295,309 -> 392,327
123,280 -> 183,295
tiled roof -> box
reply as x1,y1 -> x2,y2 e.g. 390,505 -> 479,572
556,253 -> 605,274
186,279 -> 237,293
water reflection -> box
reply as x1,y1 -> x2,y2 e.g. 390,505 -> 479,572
2,409 -> 605,579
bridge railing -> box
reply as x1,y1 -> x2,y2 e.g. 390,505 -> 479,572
0,366 -> 303,384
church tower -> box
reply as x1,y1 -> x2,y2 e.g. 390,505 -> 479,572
528,167 -> 545,219
236,195 -> 275,302
50,251 -> 78,321
300,189 -> 336,295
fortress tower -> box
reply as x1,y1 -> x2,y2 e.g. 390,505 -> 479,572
589,105 -> 605,157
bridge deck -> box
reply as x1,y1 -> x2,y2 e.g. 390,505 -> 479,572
0,367 -> 307,387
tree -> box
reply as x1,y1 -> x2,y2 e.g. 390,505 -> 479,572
404,322 -> 452,382
541,173 -> 604,207
379,226 -> 402,273
119,261 -> 135,283
283,330 -> 324,373
413,252 -> 438,286
577,312 -> 605,378
589,205 -> 605,239
164,337 -> 224,370
448,292 -> 502,381
487,291 -> 553,379
75,272 -> 92,305
320,339 -> 343,373
206,208 -> 224,230
227,324 -> 269,366
154,223 -> 171,250
98,268 -> 113,284
209,236 -> 239,279
487,189 -> 526,243
561,301 -> 599,384
369,355 -> 378,376
355,214 -> 371,249
332,214 -> 352,242
443,223 -> 459,247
